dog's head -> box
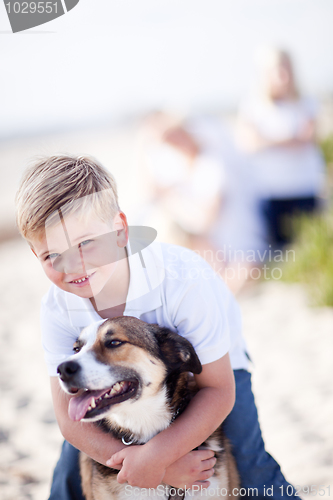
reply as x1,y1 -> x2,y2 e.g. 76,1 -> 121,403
57,317 -> 201,423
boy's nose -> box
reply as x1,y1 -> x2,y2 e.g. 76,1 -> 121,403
52,232 -> 119,273
53,246 -> 85,274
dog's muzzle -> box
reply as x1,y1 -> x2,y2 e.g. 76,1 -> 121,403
57,360 -> 140,421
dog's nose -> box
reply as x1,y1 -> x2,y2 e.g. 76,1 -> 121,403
57,360 -> 81,381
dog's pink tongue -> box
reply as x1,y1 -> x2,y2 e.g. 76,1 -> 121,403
68,390 -> 105,421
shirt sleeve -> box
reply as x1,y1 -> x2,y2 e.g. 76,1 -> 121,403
40,295 -> 80,377
165,253 -> 241,365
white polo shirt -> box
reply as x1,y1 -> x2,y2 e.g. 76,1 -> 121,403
41,242 -> 249,376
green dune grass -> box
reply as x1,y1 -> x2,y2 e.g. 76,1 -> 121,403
282,135 -> 333,306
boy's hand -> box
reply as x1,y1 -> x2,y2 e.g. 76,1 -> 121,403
163,449 -> 216,489
107,447 -> 216,489
107,445 -> 167,488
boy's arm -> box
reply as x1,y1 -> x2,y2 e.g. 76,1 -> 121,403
51,376 -> 217,485
107,353 -> 235,489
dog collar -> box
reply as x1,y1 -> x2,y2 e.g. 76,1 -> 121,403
121,435 -> 135,446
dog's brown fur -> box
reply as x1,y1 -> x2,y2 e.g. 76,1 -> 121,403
58,317 -> 240,499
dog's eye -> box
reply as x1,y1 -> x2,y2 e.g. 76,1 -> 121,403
73,342 -> 83,353
104,339 -> 124,348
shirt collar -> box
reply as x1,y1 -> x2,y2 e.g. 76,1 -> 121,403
124,239 -> 164,316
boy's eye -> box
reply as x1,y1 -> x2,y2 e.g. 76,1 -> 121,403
79,240 -> 92,248
104,339 -> 124,349
45,253 -> 60,261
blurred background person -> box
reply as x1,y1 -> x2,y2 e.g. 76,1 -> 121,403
132,111 -> 225,249
132,112 -> 267,294
236,47 -> 326,249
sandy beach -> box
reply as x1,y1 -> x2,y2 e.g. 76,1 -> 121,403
0,126 -> 332,499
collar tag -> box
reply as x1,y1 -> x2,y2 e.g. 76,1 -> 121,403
122,436 -> 135,446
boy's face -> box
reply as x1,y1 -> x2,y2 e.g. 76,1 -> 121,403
30,210 -> 128,301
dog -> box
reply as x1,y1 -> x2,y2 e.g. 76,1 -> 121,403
57,316 -> 239,499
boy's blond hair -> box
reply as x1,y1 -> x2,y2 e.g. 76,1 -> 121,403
16,155 -> 120,240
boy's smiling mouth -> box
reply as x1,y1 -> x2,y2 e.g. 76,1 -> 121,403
68,273 -> 94,285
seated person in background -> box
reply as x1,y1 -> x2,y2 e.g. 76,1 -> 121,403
134,112 -> 267,294
133,112 -> 225,250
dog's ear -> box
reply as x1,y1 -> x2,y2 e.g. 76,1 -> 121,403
149,325 -> 202,375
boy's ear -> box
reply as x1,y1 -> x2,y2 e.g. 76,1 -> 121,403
114,212 -> 129,248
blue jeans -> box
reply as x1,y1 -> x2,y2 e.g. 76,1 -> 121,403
49,370 -> 297,499
222,370 -> 297,498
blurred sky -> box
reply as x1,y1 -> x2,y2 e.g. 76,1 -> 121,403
1,0 -> 333,137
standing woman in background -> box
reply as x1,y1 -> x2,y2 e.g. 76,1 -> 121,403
237,47 -> 326,249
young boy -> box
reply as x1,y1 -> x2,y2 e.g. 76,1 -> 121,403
16,155 -> 296,499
